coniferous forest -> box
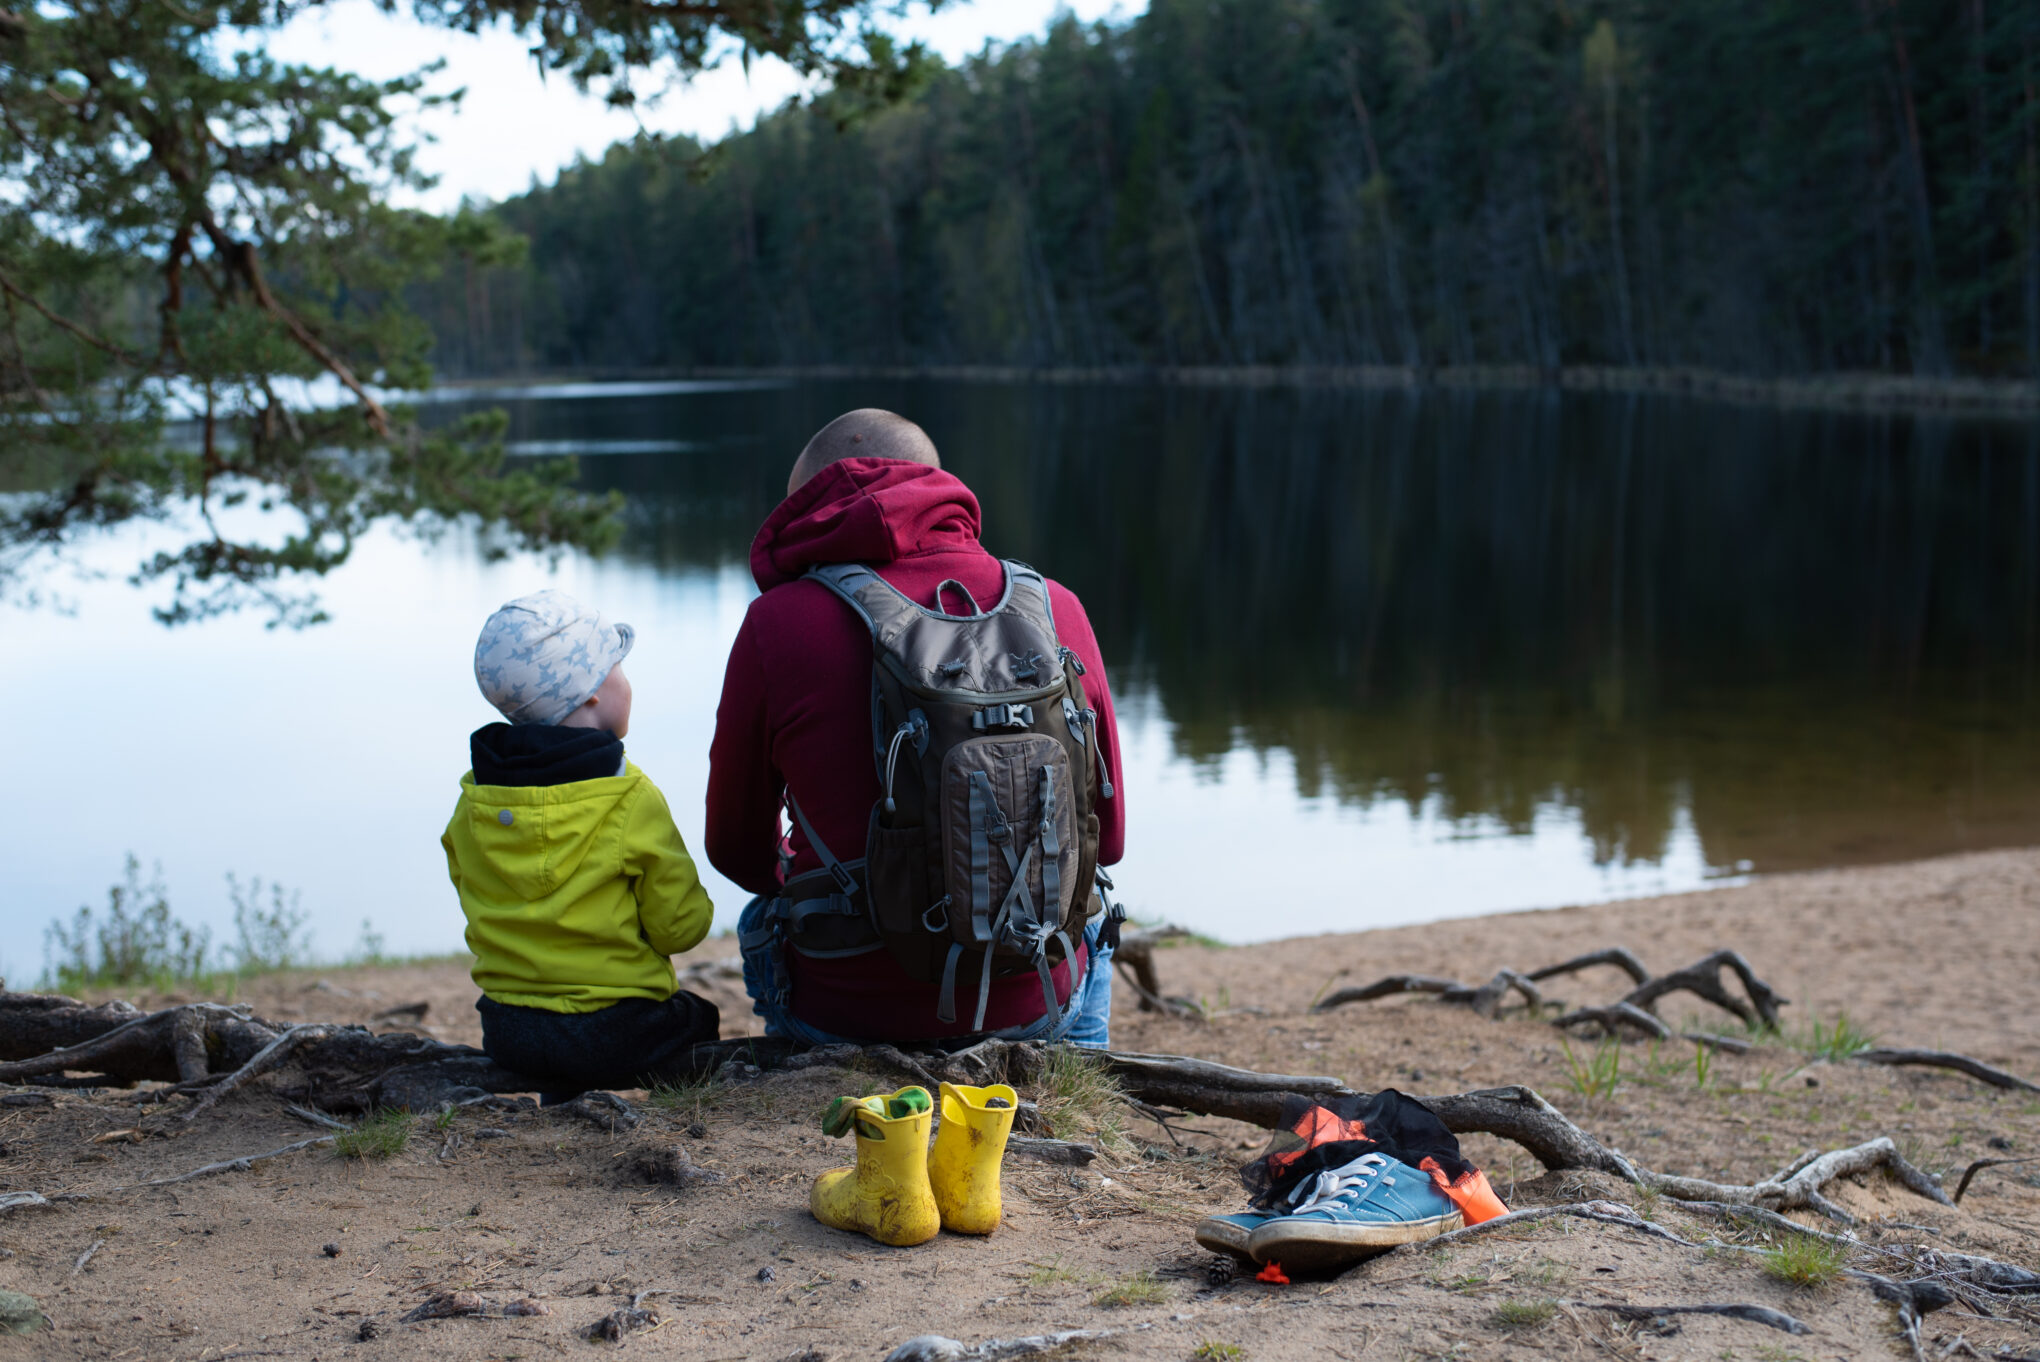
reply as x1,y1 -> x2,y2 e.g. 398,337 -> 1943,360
422,0 -> 2040,381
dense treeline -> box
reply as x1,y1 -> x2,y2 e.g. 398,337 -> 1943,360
419,0 -> 2040,379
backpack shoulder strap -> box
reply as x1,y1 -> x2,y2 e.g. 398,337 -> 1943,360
1000,559 -> 1058,638
806,562 -> 899,637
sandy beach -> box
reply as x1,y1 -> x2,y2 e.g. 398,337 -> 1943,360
1,847 -> 2036,1360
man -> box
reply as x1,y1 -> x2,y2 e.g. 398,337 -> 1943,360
706,409 -> 1125,1046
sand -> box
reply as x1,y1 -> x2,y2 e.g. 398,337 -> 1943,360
1,847 -> 2037,1360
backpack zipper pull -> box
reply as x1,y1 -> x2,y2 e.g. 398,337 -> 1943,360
881,720 -> 915,816
1084,708 -> 1115,799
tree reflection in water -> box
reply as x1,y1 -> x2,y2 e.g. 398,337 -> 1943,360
469,379 -> 2040,879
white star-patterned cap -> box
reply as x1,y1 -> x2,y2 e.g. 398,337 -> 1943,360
473,589 -> 635,726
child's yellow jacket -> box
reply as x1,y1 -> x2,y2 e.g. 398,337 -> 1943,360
443,763 -> 713,1012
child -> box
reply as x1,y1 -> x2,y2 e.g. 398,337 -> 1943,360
444,588 -> 718,1100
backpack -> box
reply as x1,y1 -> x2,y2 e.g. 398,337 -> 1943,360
772,559 -> 1121,1031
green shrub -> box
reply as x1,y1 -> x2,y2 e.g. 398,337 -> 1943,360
227,873 -> 311,972
43,856 -> 214,991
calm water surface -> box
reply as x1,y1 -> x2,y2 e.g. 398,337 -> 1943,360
4,380 -> 2037,973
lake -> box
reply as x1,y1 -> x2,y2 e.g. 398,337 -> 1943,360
4,378 -> 2038,979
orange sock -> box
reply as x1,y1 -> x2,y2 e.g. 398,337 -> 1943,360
1440,1169 -> 1509,1225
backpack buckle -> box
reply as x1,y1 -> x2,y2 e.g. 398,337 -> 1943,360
827,861 -> 858,895
972,703 -> 1034,732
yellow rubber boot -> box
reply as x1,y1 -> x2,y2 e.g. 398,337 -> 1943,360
809,1087 -> 939,1247
928,1081 -> 1018,1235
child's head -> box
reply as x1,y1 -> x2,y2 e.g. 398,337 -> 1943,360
474,589 -> 635,735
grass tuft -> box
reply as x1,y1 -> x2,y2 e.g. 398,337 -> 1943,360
1559,1035 -> 1623,1099
1790,1010 -> 1876,1062
1490,1298 -> 1558,1331
1035,1045 -> 1131,1152
1022,1256 -> 1081,1288
1093,1270 -> 1168,1308
1191,1342 -> 1246,1362
648,1071 -> 728,1123
333,1110 -> 414,1161
1758,1232 -> 1848,1288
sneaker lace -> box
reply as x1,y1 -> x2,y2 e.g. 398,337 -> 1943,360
1284,1152 -> 1399,1215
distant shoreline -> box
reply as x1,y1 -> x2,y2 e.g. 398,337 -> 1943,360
436,362 -> 2040,416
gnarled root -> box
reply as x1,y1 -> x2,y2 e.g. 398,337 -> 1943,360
1643,1137 -> 1951,1224
1308,947 -> 1787,1033
1551,1002 -> 1672,1040
1620,949 -> 1787,1029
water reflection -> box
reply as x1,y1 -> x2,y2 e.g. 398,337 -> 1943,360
471,380 -> 2040,879
5,380 -> 2032,966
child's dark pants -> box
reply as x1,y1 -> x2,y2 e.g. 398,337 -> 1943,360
477,990 -> 720,1101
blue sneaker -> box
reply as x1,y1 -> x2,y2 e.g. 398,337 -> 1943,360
1194,1210 -> 1274,1259
1246,1153 -> 1462,1272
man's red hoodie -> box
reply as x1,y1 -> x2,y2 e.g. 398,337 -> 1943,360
705,458 -> 1125,1040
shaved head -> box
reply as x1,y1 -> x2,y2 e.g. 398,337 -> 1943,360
788,408 -> 940,495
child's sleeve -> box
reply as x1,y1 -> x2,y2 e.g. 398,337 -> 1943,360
624,778 -> 715,957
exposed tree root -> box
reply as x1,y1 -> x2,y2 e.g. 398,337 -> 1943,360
1111,929 -> 1205,1019
0,993 -> 1981,1237
1643,1137 -> 1951,1224
180,1024 -> 340,1121
1309,946 -> 1788,1032
1550,1002 -> 1672,1039
1312,975 -> 1464,1012
1420,1199 -> 1700,1250
1954,1157 -> 2040,1204
1621,950 -> 1787,1029
1850,1269 -> 1956,1361
1857,1049 -> 2040,1093
1525,949 -> 1652,987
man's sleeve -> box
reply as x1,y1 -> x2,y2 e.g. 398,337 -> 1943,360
705,609 -> 787,895
628,780 -> 714,957
1047,582 -> 1126,866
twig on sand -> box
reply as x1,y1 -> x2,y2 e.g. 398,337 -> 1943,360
284,1104 -> 351,1132
1571,1301 -> 1811,1335
1006,1136 -> 1096,1166
1420,1200 -> 1704,1251
15,1135 -> 340,1206
1856,1049 -> 2040,1093
70,1238 -> 104,1275
884,1330 -> 1120,1361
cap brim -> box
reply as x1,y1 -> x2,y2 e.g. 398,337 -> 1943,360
612,621 -> 636,664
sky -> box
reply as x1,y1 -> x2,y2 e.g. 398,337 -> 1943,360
264,1 -> 1140,212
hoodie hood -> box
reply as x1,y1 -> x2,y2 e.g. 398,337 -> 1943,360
750,458 -> 983,590
458,729 -> 633,901
471,722 -> 624,787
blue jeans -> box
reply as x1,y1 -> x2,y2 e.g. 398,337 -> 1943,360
737,895 -> 1114,1050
